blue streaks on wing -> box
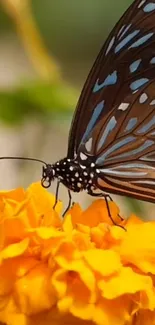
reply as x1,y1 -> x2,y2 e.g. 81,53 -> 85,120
115,30 -> 140,53
102,168 -> 147,177
97,116 -> 117,151
143,2 -> 155,12
107,140 -> 154,161
150,57 -> 155,64
111,163 -> 155,170
129,32 -> 154,48
93,71 -> 117,93
130,78 -> 149,90
129,59 -> 141,73
96,136 -> 135,164
81,101 -> 104,143
125,117 -> 138,131
137,116 -> 155,134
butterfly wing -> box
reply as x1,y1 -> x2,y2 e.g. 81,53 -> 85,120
77,79 -> 155,202
68,0 -> 155,158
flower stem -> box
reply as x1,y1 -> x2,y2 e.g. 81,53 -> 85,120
1,0 -> 60,81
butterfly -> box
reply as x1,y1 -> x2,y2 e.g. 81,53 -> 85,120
41,0 -> 155,211
2,0 -> 155,219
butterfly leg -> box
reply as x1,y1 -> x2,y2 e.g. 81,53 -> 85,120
53,182 -> 72,216
87,189 -> 125,229
104,194 -> 123,221
62,190 -> 72,217
53,180 -> 60,209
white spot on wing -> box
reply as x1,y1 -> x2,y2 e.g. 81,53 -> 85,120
80,153 -> 87,160
132,89 -> 139,94
150,57 -> 155,64
69,166 -> 74,171
118,24 -> 132,40
118,103 -> 130,111
85,138 -> 93,152
139,93 -> 148,103
80,165 -> 86,169
150,99 -> 155,105
117,25 -> 125,38
134,180 -> 155,185
105,36 -> 115,55
138,0 -> 146,8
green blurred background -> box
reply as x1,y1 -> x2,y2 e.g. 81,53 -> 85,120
0,0 -> 153,219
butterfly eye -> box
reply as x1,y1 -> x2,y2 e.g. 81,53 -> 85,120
41,177 -> 51,188
41,165 -> 55,188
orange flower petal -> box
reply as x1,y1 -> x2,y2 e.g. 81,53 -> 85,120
0,238 -> 29,262
52,269 -> 68,299
79,200 -> 120,227
27,182 -> 62,216
98,267 -> 154,302
70,300 -> 95,321
0,187 -> 25,202
92,297 -> 132,325
14,264 -> 56,315
69,203 -> 83,226
133,310 -> 155,325
63,213 -> 73,234
0,182 -> 154,325
29,227 -> 64,240
120,222 -> 155,273
83,249 -> 121,276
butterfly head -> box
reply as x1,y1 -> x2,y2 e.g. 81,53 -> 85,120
41,164 -> 56,188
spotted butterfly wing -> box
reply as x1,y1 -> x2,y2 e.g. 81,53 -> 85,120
68,0 -> 155,203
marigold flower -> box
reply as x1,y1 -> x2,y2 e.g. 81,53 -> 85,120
0,182 -> 155,325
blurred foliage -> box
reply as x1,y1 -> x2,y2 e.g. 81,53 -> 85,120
0,0 -> 133,121
0,81 -> 78,124
0,0 -> 133,82
0,0 -> 79,125
31,0 -> 132,61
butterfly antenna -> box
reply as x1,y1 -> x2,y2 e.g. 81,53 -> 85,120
0,156 -> 47,165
